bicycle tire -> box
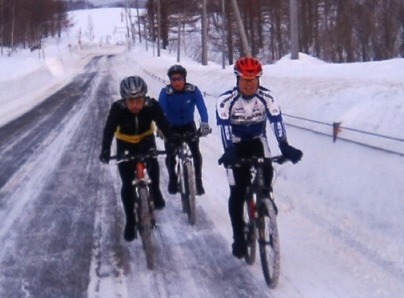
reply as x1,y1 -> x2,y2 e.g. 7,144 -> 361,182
258,198 -> 280,288
183,161 -> 196,225
243,191 -> 257,265
178,164 -> 187,213
137,185 -> 154,270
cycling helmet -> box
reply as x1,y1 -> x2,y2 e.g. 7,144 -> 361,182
120,76 -> 148,99
167,64 -> 187,79
234,57 -> 263,79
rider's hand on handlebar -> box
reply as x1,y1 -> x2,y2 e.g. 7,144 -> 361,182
279,142 -> 303,164
218,147 -> 237,167
99,149 -> 111,164
199,122 -> 211,137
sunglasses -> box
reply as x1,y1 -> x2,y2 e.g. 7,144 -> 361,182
170,76 -> 184,82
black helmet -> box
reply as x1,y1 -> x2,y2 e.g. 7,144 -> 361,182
120,76 -> 148,99
167,64 -> 187,79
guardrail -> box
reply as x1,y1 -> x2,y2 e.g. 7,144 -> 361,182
283,113 -> 404,157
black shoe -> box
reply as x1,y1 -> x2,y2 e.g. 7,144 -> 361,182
232,240 -> 247,259
154,191 -> 166,210
168,178 -> 177,194
124,221 -> 136,242
196,179 -> 205,195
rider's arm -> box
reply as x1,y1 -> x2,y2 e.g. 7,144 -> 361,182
194,86 -> 209,123
261,89 -> 287,144
101,101 -> 120,150
157,87 -> 168,116
151,98 -> 173,142
216,91 -> 234,149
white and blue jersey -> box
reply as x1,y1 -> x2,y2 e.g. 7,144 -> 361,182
216,86 -> 287,149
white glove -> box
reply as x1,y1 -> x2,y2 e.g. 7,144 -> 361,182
199,122 -> 210,137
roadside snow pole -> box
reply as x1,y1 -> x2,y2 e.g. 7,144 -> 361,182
333,122 -> 342,142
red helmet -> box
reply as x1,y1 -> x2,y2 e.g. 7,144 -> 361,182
234,57 -> 263,79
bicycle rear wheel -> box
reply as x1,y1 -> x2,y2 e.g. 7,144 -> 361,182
137,185 -> 154,270
183,161 -> 196,225
258,198 -> 280,288
243,191 -> 256,265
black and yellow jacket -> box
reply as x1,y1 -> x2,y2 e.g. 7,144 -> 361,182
101,97 -> 172,154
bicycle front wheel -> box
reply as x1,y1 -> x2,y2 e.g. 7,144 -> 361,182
183,161 -> 196,225
137,185 -> 154,270
258,198 -> 280,288
243,192 -> 257,265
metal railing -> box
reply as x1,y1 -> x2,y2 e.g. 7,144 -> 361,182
283,113 -> 404,157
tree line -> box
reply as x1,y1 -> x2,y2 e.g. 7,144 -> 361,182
145,0 -> 404,63
1,0 -> 402,63
0,0 -> 68,52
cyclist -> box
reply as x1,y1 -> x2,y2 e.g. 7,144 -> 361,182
100,76 -> 173,242
158,64 -> 210,196
216,57 -> 303,258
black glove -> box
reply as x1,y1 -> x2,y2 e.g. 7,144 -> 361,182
99,149 -> 111,164
199,122 -> 211,137
218,147 -> 237,167
279,142 -> 303,164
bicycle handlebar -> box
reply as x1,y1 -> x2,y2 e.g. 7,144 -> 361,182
172,128 -> 212,143
232,155 -> 288,167
110,150 -> 166,163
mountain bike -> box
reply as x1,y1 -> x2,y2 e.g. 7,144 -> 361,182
172,130 -> 209,225
111,149 -> 166,270
236,155 -> 287,288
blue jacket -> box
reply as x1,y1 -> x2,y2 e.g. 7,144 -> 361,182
158,83 -> 209,126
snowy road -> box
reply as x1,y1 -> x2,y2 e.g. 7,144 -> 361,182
0,55 -> 273,297
0,53 -> 403,298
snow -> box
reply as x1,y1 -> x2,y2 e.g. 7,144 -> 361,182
1,7 -> 403,297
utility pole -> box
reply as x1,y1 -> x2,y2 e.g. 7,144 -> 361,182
289,0 -> 299,59
0,0 -> 3,55
201,0 -> 208,65
177,15 -> 181,62
230,0 -> 250,57
157,0 -> 161,57
136,0 -> 142,42
125,0 -> 131,47
221,0 -> 226,69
